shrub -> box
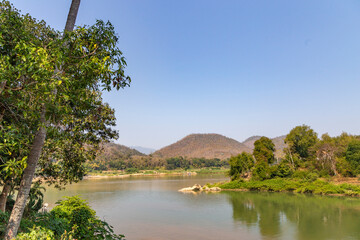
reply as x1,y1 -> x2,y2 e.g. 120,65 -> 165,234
274,161 -> 293,178
292,170 -> 319,181
336,157 -> 355,177
51,196 -> 124,240
15,226 -> 54,240
318,169 -> 330,178
252,161 -> 271,181
34,212 -> 69,238
125,167 -> 139,174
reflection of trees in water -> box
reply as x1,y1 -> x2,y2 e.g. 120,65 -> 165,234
226,191 -> 360,240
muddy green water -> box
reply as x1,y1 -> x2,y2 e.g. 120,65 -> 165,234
44,175 -> 360,240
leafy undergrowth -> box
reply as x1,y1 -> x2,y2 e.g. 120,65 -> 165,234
212,178 -> 360,196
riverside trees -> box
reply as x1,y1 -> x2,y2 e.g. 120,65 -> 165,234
228,125 -> 360,181
0,0 -> 130,238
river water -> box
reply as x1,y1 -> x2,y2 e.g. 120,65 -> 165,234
44,174 -> 360,240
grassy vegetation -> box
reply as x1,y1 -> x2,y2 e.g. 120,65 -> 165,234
210,178 -> 360,196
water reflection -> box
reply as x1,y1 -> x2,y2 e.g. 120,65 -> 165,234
226,191 -> 360,240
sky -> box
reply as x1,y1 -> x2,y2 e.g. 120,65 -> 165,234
10,0 -> 360,149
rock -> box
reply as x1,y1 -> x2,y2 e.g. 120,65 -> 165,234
203,186 -> 210,191
178,187 -> 195,192
179,184 -> 221,192
179,184 -> 202,192
191,184 -> 202,191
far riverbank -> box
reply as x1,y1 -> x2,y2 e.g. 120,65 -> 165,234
85,168 -> 228,179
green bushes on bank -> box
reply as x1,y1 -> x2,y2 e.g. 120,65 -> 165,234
0,196 -> 124,240
215,178 -> 360,196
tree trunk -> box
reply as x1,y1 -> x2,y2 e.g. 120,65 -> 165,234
4,111 -> 46,240
4,1 -> 81,238
64,0 -> 81,32
0,107 -> 4,123
0,179 -> 12,212
0,80 -> 6,95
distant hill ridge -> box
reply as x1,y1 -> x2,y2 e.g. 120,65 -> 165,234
97,142 -> 144,161
131,146 -> 155,155
153,133 -> 252,160
153,133 -> 287,160
98,134 -> 287,161
242,135 -> 262,149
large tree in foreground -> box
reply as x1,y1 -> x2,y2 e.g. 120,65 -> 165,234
1,0 -> 130,238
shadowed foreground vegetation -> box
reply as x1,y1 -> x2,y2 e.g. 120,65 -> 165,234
0,196 -> 124,239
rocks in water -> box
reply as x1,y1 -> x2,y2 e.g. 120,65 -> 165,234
203,186 -> 221,192
178,184 -> 221,192
179,184 -> 202,192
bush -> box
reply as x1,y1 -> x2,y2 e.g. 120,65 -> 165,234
318,169 -> 330,178
51,196 -> 124,240
336,157 -> 355,177
217,178 -> 360,196
15,226 -> 54,240
34,212 -> 69,238
274,161 -> 293,178
125,167 -> 138,174
292,170 -> 319,182
252,161 -> 271,181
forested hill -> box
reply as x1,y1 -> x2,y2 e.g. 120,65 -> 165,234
152,134 -> 252,160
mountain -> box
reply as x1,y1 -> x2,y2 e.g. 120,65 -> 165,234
272,135 -> 287,158
241,135 -> 287,158
153,133 -> 252,160
131,146 -> 155,155
97,142 -> 144,161
242,136 -> 262,149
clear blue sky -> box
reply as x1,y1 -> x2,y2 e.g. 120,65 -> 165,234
11,0 -> 360,149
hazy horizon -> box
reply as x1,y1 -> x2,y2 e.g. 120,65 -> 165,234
11,0 -> 360,149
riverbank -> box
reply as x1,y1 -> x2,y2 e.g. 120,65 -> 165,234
208,178 -> 360,197
85,168 -> 228,179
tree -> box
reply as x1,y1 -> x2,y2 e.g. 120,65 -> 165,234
284,125 -> 318,160
315,142 -> 338,175
345,139 -> 360,175
314,134 -> 338,175
229,152 -> 254,180
2,0 -> 131,238
253,137 -> 275,164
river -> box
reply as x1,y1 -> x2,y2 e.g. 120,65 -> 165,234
44,174 -> 360,240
